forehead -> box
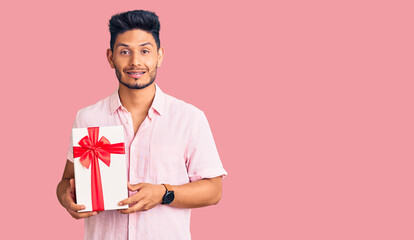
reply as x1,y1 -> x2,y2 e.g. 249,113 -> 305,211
115,29 -> 156,47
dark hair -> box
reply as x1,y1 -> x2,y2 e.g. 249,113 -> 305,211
109,10 -> 161,51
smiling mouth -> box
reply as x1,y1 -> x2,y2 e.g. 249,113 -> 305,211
126,71 -> 146,78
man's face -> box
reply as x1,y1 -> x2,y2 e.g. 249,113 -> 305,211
107,29 -> 164,89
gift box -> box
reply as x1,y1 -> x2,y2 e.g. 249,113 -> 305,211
72,126 -> 128,212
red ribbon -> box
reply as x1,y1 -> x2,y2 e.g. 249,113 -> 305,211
73,127 -> 125,211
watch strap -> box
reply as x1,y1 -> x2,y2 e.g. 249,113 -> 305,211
162,184 -> 173,192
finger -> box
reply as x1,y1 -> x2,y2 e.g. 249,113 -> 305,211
119,201 -> 146,214
68,208 -> 98,219
128,182 -> 144,192
70,178 -> 75,192
64,190 -> 77,207
65,186 -> 76,202
118,193 -> 145,206
67,200 -> 86,212
65,186 -> 72,195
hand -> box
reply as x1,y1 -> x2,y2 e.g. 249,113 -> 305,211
63,178 -> 98,219
118,182 -> 165,214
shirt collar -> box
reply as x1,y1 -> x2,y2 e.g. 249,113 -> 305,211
109,83 -> 165,117
151,83 -> 165,117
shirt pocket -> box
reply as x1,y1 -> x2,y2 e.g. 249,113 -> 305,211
149,144 -> 187,183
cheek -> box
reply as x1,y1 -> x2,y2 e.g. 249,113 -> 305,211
149,62 -> 159,71
146,55 -> 159,67
114,62 -> 126,73
113,57 -> 128,69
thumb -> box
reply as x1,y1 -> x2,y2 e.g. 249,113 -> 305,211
128,182 -> 144,191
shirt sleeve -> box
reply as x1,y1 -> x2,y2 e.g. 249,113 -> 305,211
66,112 -> 79,162
186,111 -> 227,182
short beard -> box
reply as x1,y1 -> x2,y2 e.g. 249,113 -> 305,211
115,67 -> 157,90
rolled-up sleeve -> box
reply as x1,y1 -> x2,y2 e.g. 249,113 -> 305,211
186,111 -> 227,182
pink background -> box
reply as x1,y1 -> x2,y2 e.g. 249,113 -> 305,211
1,0 -> 413,239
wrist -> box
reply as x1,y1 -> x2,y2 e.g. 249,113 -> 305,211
158,184 -> 165,204
161,184 -> 175,205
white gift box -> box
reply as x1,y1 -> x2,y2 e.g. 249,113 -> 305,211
72,126 -> 128,212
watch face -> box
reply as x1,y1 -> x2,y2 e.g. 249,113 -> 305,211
164,191 -> 175,204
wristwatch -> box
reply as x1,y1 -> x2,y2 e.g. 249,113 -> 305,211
161,184 -> 175,204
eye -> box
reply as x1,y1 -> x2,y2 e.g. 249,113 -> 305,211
142,49 -> 150,54
120,50 -> 130,55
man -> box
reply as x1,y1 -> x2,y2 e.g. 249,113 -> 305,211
56,10 -> 227,240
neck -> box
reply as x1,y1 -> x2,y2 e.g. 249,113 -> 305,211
118,83 -> 156,114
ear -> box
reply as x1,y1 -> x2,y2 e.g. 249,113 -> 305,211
157,47 -> 165,68
106,48 -> 115,69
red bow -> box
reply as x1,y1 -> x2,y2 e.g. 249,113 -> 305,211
73,127 -> 125,211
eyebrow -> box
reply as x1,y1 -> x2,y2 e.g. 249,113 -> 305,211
116,42 -> 153,48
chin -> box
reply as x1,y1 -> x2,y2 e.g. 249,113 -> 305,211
119,77 -> 155,90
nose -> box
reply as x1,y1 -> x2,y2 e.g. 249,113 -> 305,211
130,52 -> 141,67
